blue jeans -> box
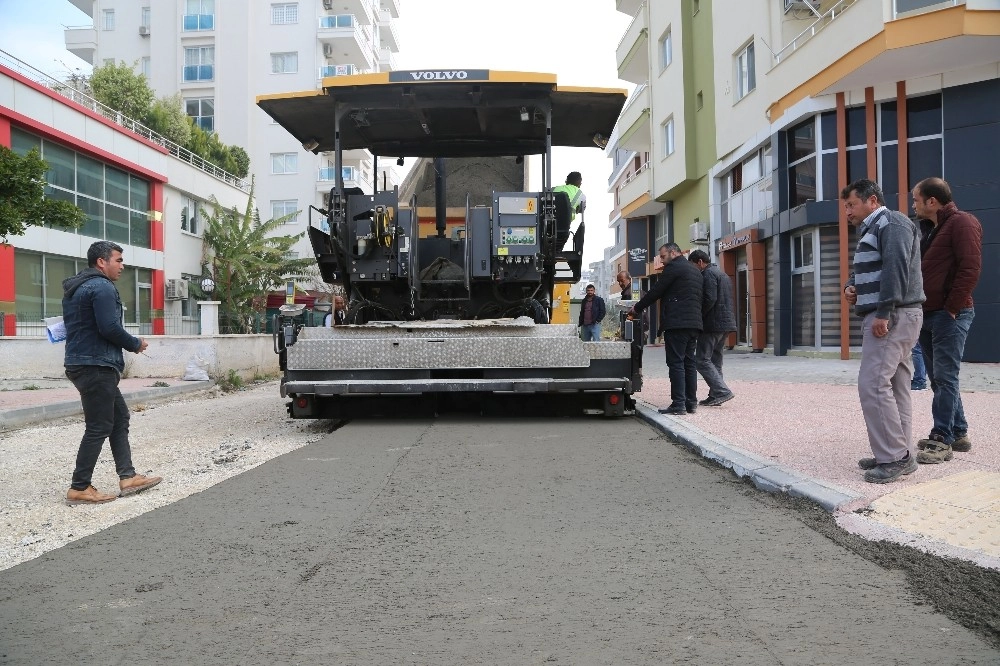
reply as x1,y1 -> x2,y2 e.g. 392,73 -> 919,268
911,341 -> 927,389
918,308 -> 974,444
66,365 -> 136,490
580,323 -> 601,342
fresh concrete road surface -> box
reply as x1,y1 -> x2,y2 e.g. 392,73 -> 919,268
1,416 -> 997,664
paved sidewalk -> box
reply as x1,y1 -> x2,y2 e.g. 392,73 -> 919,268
0,377 -> 212,431
635,349 -> 1000,569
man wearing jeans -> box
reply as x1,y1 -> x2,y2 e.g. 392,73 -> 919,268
842,179 -> 925,484
63,241 -> 162,504
578,284 -> 605,342
910,178 -> 983,463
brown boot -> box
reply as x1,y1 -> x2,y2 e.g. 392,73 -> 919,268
66,486 -> 117,505
119,473 -> 163,497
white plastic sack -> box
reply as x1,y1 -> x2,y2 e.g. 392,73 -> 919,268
182,355 -> 210,381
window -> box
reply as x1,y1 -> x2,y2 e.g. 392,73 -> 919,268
183,0 -> 215,30
10,128 -> 151,248
787,119 -> 816,207
141,7 -> 151,28
658,28 -> 672,70
181,195 -> 201,235
140,57 -> 151,78
271,153 -> 298,174
662,117 -> 675,157
736,41 -> 756,100
696,91 -> 703,111
791,230 -> 818,347
102,9 -> 115,30
271,52 -> 298,74
183,46 -> 214,82
271,199 -> 299,223
319,14 -> 355,28
185,97 -> 214,132
272,2 -> 298,24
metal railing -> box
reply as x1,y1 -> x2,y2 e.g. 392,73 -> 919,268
0,48 -> 248,192
2,311 -> 303,337
772,0 -> 859,65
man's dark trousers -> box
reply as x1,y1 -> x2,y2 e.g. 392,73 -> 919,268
664,329 -> 699,409
919,308 -> 974,444
66,365 -> 136,490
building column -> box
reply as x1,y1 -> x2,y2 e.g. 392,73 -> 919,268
746,241 -> 767,352
0,245 -> 15,336
837,92 -> 850,360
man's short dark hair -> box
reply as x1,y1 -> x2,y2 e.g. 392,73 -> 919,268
841,179 -> 885,206
586,283 -> 595,290
660,242 -> 681,254
566,171 -> 582,186
87,241 -> 124,267
914,177 -> 953,205
688,249 -> 711,264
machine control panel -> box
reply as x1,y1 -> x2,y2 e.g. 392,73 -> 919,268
493,193 -> 540,259
500,226 -> 536,246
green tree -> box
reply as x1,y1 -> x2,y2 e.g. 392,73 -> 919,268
200,177 -> 314,331
145,93 -> 192,146
89,61 -> 154,123
0,146 -> 85,242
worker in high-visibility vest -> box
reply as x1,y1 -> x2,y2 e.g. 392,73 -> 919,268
552,171 -> 587,222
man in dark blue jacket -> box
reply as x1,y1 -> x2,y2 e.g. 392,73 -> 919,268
629,243 -> 703,415
578,284 -> 606,341
63,241 -> 162,505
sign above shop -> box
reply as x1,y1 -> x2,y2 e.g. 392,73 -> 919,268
717,228 -> 759,253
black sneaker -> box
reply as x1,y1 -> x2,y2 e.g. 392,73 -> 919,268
686,403 -> 697,414
858,457 -> 878,470
658,404 -> 687,415
864,453 -> 918,483
705,392 -> 735,407
698,397 -> 714,406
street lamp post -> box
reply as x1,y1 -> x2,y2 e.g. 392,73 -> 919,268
198,277 -> 220,336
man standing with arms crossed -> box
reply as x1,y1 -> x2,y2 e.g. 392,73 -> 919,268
688,250 -> 737,406
63,241 -> 163,504
910,177 -> 983,464
842,180 -> 925,484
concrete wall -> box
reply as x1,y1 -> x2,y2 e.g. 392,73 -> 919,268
0,336 -> 279,380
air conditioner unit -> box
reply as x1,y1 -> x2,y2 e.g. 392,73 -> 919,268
784,0 -> 821,14
323,43 -> 334,58
689,222 -> 709,244
138,25 -> 150,36
322,0 -> 333,9
165,278 -> 189,300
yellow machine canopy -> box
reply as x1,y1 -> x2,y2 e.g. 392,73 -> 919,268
257,69 -> 627,158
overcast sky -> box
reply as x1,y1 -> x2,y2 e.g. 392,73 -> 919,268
0,0 -> 633,264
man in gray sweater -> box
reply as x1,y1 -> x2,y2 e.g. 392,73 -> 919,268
842,179 -> 925,484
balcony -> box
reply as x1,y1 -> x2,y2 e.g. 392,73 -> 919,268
318,166 -> 371,192
331,0 -> 372,24
377,10 -> 400,52
616,84 -> 650,153
378,47 -> 397,71
319,63 -> 356,78
619,163 -> 660,218
616,1 -> 648,85
616,0 -> 643,15
182,13 -> 215,31
64,26 -> 97,65
318,15 -> 373,70
182,65 -> 214,82
381,0 -> 400,19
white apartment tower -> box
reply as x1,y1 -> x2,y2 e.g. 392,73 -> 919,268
64,0 -> 402,261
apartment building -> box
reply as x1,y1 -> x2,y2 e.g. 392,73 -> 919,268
709,0 -> 998,361
64,0 -> 402,264
0,53 -> 249,336
611,0 -> 718,316
612,0 -> 997,361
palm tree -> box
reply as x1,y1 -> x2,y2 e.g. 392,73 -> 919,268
200,176 -> 314,332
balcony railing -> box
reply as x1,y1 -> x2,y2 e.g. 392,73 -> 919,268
319,14 -> 355,28
0,48 -> 247,192
771,0 -> 859,65
319,64 -> 355,78
182,64 -> 214,81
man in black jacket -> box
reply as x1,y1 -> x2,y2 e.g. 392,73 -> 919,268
629,243 -> 703,415
688,250 -> 737,406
